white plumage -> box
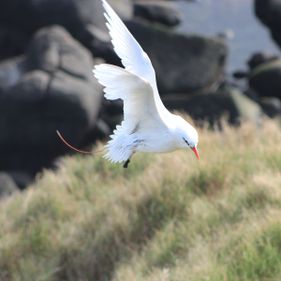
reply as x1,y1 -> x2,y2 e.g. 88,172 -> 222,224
93,0 -> 199,167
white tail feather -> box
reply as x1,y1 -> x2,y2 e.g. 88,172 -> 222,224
104,124 -> 137,163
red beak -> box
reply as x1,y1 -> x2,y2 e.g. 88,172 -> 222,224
192,147 -> 200,160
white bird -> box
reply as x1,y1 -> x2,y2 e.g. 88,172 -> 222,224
93,0 -> 199,168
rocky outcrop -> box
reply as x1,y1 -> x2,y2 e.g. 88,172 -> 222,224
247,52 -> 279,70
234,52 -> 281,119
134,1 -> 182,27
162,87 -> 263,126
249,59 -> 281,99
0,0 -> 133,62
255,0 -> 281,48
260,97 -> 281,118
0,27 -> 29,60
0,0 -> 133,35
0,26 -> 102,177
127,21 -> 227,94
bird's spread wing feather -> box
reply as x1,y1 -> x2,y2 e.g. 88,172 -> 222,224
101,0 -> 156,86
92,0 -> 171,163
100,0 -> 169,114
94,64 -> 163,163
94,64 -> 160,132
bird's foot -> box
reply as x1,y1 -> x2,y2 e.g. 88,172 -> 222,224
123,159 -> 130,168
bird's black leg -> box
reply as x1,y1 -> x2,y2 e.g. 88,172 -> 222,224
123,159 -> 130,168
123,152 -> 135,168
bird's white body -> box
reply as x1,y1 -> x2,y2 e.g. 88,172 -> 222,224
93,0 -> 199,165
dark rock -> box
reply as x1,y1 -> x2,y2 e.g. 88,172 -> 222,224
127,20 -> 227,94
0,0 -> 133,61
0,0 -> 133,34
98,99 -> 123,132
232,70 -> 248,80
255,0 -> 281,48
0,26 -> 102,174
259,97 -> 281,118
84,119 -> 111,142
11,171 -> 33,190
83,25 -> 120,65
0,172 -> 19,198
247,52 -> 279,70
0,27 -> 29,60
249,59 -> 281,99
27,26 -> 94,80
134,1 -> 182,27
162,87 -> 263,126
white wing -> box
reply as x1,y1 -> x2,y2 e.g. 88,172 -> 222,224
94,64 -> 164,163
102,0 -> 154,85
94,64 -> 161,132
101,0 -> 168,114
93,0 -> 173,163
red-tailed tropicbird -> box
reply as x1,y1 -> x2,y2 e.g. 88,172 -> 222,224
93,0 -> 199,168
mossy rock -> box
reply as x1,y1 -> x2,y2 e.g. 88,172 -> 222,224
249,59 -> 281,99
162,87 -> 263,126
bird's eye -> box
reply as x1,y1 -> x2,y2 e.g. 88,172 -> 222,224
183,138 -> 190,146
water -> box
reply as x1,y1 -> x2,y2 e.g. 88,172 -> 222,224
177,0 -> 280,72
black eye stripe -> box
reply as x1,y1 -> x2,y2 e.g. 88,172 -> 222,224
183,138 -> 190,146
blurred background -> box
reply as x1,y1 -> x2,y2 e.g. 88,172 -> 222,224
1,1 -> 281,280
177,0 -> 279,71
1,0 -> 280,193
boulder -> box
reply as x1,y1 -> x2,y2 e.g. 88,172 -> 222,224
27,26 -> 94,79
134,1 -> 182,27
0,0 -> 133,60
247,52 -> 279,70
0,26 -> 102,175
0,0 -> 133,34
127,21 -> 227,94
0,27 -> 29,60
232,70 -> 248,80
248,59 -> 281,99
83,24 -> 119,65
259,97 -> 281,118
8,171 -> 33,190
254,0 -> 281,48
162,87 -> 263,126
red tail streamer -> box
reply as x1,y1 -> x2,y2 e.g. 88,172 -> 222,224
56,130 -> 92,155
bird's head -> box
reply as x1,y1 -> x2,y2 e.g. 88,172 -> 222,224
174,116 -> 199,160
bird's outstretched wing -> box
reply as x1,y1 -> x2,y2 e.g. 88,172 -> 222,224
94,64 -> 160,132
94,64 -> 164,163
101,0 -> 155,86
100,0 -> 168,114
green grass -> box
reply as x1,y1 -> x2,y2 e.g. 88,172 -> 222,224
0,120 -> 281,281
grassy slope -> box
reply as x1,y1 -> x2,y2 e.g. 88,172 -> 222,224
0,121 -> 281,281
